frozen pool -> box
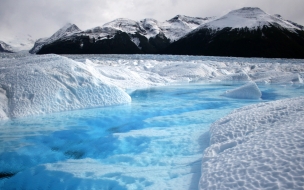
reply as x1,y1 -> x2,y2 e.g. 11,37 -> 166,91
1,83 -> 304,189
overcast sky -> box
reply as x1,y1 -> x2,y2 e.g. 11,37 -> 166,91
1,0 -> 304,41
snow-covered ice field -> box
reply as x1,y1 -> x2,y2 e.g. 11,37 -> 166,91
1,53 -> 304,189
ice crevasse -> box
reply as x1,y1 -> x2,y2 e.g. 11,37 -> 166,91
0,54 -> 131,119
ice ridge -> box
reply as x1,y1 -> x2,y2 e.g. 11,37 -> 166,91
0,54 -> 131,119
222,81 -> 262,99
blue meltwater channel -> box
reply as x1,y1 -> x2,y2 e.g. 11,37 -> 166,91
0,83 -> 303,190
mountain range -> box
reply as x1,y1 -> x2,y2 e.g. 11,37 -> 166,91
165,7 -> 304,58
30,15 -> 214,55
2,7 -> 304,58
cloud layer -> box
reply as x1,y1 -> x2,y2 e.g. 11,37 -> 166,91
1,0 -> 304,41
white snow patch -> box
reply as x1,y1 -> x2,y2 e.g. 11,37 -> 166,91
131,37 -> 141,49
200,96 -> 304,189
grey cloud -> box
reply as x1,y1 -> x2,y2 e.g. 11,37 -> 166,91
1,0 -> 304,41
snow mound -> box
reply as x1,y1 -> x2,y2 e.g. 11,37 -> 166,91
200,96 -> 304,189
222,81 -> 262,99
0,54 -> 131,119
199,7 -> 302,31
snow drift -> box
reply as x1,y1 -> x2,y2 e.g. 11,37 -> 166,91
200,96 -> 304,189
0,54 -> 131,119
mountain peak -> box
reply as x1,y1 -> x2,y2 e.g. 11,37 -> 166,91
200,7 -> 302,31
103,18 -> 139,28
227,7 -> 267,19
30,23 -> 81,53
170,15 -> 183,20
232,7 -> 265,13
50,23 -> 81,39
0,40 -> 14,53
102,18 -> 146,35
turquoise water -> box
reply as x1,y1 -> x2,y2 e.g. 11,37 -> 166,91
0,83 -> 303,189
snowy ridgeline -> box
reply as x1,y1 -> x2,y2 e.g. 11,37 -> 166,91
1,54 -> 304,119
200,97 -> 304,189
197,7 -> 303,31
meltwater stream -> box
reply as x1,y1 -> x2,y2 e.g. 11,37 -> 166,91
0,83 -> 303,190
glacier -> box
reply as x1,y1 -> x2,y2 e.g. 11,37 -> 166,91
0,54 -> 131,119
1,53 -> 304,189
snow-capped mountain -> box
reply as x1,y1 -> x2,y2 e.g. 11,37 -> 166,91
31,15 -> 214,54
0,40 -> 14,53
274,14 -> 304,30
92,15 -> 214,42
197,7 -> 302,31
31,7 -> 304,58
160,15 -> 215,42
30,23 -> 81,53
165,7 -> 304,58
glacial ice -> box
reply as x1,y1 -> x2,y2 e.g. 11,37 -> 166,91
200,96 -> 304,189
222,81 -> 262,99
0,54 -> 131,119
1,54 -> 304,189
66,54 -> 304,91
1,53 -> 302,120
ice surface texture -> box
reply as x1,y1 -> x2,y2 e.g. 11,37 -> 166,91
68,55 -> 304,90
222,82 -> 262,99
0,54 -> 131,119
200,97 -> 304,189
1,54 -> 304,120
